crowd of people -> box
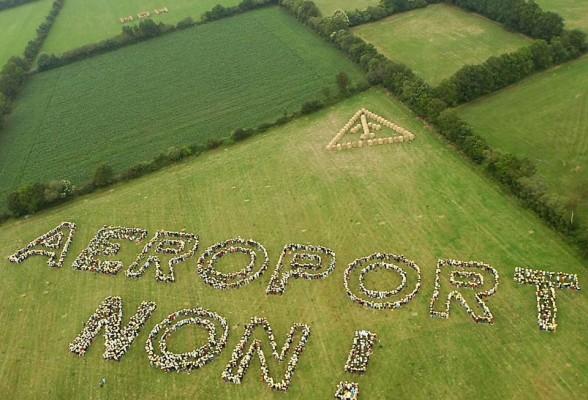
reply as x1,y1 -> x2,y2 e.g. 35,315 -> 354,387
335,381 -> 359,399
450,270 -> 484,288
344,253 -> 422,310
430,259 -> 499,324
514,267 -> 580,332
326,109 -> 416,151
266,243 -> 336,295
344,330 -> 377,374
69,296 -> 156,360
196,237 -> 269,290
126,230 -> 199,283
145,308 -> 228,372
359,262 -> 407,299
222,316 -> 311,392
9,221 -> 76,269
73,226 -> 148,275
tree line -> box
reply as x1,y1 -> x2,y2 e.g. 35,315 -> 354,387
37,0 -> 278,72
0,0 -> 64,127
3,72 -> 367,220
0,0 -> 38,11
279,0 -> 588,256
3,0 -> 588,256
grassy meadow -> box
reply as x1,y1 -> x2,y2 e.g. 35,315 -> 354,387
0,88 -> 586,399
0,6 -> 366,210
457,56 -> 588,231
353,3 -> 533,86
41,0 -> 241,55
314,0 -> 379,15
536,0 -> 588,32
0,0 -> 53,67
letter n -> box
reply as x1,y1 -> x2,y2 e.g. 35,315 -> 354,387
222,317 -> 311,391
69,296 -> 156,360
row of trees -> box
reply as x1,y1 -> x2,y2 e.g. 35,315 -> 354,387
0,0 -> 37,11
279,0 -> 588,256
345,0 -> 428,26
444,0 -> 565,40
37,0 -> 277,72
436,30 -> 587,105
0,0 -> 64,126
4,71 -> 366,220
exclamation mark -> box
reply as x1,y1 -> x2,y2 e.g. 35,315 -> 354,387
334,330 -> 378,399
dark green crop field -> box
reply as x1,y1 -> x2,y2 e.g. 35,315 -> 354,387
0,6 -> 365,208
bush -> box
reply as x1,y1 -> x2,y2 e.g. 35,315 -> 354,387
232,128 -> 254,142
300,100 -> 323,115
93,164 -> 115,188
206,138 -> 224,150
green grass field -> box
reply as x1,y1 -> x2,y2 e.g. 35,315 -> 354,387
536,0 -> 588,32
0,88 -> 585,399
41,0 -> 242,55
0,0 -> 53,67
457,56 -> 588,230
0,6 -> 365,210
353,4 -> 533,86
314,0 -> 378,15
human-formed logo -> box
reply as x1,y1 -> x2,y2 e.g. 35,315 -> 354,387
326,108 -> 416,151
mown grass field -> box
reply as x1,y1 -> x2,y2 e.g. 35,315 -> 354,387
314,0 -> 378,15
42,0 -> 241,55
457,56 -> 588,231
0,88 -> 585,399
353,4 -> 533,86
0,0 -> 53,67
536,0 -> 588,32
0,6 -> 365,210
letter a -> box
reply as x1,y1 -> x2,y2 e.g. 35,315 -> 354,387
8,222 -> 76,268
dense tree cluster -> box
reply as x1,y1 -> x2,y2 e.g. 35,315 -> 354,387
0,0 -> 37,11
436,33 -> 587,106
7,179 -> 73,217
444,0 -> 564,41
346,0 -> 428,26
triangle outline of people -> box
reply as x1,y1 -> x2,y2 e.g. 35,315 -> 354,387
326,108 -> 415,151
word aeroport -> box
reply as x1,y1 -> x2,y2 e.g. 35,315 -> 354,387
8,222 -> 582,333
